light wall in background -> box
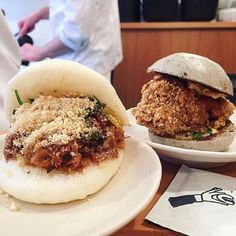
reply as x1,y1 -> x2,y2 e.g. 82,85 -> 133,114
0,0 -> 51,46
218,0 -> 236,9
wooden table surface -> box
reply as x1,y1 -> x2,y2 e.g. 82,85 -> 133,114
113,159 -> 236,236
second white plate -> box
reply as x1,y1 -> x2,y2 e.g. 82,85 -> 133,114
126,110 -> 236,168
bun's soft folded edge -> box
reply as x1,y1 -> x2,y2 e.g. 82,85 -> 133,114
148,122 -> 236,151
0,135 -> 124,204
1,60 -> 128,204
4,59 -> 129,125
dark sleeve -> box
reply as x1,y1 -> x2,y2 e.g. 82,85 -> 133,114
168,195 -> 197,208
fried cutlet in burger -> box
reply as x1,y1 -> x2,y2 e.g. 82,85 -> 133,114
132,53 -> 236,151
0,59 -> 129,204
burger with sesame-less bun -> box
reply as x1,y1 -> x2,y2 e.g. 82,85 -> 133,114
0,59 -> 129,204
132,52 -> 236,151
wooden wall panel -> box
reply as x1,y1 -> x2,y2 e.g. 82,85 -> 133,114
113,23 -> 236,109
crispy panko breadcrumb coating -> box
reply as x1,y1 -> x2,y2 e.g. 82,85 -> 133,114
132,75 -> 235,137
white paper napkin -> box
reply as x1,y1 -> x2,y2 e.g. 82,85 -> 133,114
146,165 -> 236,236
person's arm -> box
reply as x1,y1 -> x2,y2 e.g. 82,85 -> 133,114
18,7 -> 49,36
20,36 -> 70,61
20,0 -> 101,62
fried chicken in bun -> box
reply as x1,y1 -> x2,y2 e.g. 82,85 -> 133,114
132,53 -> 235,151
0,59 -> 129,204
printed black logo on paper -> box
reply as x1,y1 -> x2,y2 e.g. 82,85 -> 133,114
168,187 -> 235,208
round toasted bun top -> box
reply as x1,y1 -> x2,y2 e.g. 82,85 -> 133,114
4,59 -> 129,125
147,52 -> 233,96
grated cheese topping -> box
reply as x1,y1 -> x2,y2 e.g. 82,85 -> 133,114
0,188 -> 20,212
10,95 -> 104,152
10,202 -> 19,212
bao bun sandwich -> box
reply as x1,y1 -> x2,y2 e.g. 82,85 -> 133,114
0,59 -> 129,204
132,53 -> 236,151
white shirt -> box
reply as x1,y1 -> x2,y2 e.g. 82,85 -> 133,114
49,0 -> 123,76
0,12 -> 21,131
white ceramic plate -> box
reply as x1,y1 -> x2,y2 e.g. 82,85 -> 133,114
0,136 -> 162,236
126,110 -> 236,168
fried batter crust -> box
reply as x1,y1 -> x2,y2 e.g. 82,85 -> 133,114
133,75 -> 235,137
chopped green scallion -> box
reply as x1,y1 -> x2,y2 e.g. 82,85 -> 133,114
191,132 -> 203,141
15,89 -> 24,106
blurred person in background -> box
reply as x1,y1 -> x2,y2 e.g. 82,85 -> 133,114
0,10 -> 21,131
18,0 -> 123,82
